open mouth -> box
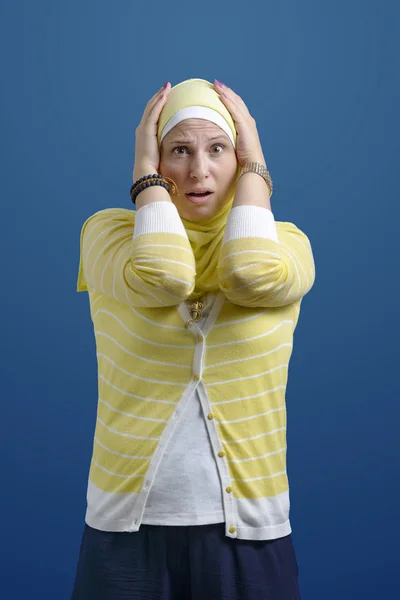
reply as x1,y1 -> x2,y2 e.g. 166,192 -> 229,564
185,192 -> 213,204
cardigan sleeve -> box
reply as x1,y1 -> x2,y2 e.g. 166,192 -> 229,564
77,202 -> 196,307
217,206 -> 315,308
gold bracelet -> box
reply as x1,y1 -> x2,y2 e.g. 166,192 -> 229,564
160,176 -> 179,196
237,161 -> 273,197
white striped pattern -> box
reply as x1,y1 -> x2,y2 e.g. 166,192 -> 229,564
92,459 -> 144,479
98,375 -> 176,405
83,219 -> 114,267
213,309 -> 269,328
219,248 -> 281,265
137,243 -> 194,256
93,310 -> 193,348
97,353 -> 187,386
204,343 -> 292,370
219,260 -> 272,281
91,229 -> 129,292
100,230 -> 130,295
227,447 -> 286,463
228,273 -> 282,294
95,438 -> 152,459
207,320 -> 294,348
218,406 -> 285,425
205,364 -> 288,386
128,305 -> 189,330
77,208 -> 315,522
134,257 -> 196,272
212,386 -> 286,405
278,243 -> 302,301
121,251 -> 168,306
122,267 -> 167,306
97,417 -> 158,441
224,427 -> 287,445
95,331 -> 191,369
231,470 -> 287,482
281,241 -> 309,290
99,398 -> 168,423
89,295 -> 103,311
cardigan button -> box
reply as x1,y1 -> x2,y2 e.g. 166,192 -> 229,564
193,374 -> 200,381
229,526 -> 237,534
197,335 -> 204,342
218,451 -> 226,458
207,412 -> 215,420
226,486 -> 233,493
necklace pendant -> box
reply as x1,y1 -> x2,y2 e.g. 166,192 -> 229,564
190,299 -> 204,322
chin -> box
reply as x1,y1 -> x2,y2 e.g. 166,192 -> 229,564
174,198 -> 219,221
183,206 -> 218,222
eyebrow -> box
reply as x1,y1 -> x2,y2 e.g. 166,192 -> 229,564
167,135 -> 227,145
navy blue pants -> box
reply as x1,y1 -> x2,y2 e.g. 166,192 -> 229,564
72,523 -> 301,599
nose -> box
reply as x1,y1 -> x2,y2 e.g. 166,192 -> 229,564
189,152 -> 210,180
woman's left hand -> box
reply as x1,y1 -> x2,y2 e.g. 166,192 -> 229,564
214,80 -> 265,167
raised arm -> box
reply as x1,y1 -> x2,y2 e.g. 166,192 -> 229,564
77,202 -> 196,307
213,81 -> 315,308
77,82 -> 198,307
218,205 -> 315,308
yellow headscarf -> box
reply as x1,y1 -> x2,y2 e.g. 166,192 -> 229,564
157,78 -> 238,300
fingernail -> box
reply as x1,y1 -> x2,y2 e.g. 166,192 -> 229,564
163,81 -> 169,88
214,79 -> 225,87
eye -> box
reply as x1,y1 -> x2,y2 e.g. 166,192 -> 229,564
171,143 -> 226,156
172,146 -> 188,155
211,143 -> 225,154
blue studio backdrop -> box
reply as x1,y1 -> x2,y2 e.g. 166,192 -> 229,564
1,1 -> 399,598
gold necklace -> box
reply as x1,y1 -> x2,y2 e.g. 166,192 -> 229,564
189,297 -> 204,322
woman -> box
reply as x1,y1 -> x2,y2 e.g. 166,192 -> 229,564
72,78 -> 315,599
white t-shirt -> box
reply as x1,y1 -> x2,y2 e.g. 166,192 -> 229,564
142,292 -> 225,525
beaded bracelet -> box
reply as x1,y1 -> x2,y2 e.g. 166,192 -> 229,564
130,174 -> 165,203
130,174 -> 179,205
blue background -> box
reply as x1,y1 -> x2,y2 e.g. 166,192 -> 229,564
1,0 -> 399,597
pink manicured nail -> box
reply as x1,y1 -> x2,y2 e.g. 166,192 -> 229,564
163,81 -> 169,88
214,79 -> 225,87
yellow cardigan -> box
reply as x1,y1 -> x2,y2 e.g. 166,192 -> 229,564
77,204 -> 315,540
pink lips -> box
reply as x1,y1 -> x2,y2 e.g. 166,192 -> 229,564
185,192 -> 213,205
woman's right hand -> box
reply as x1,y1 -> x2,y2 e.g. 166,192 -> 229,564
133,82 -> 171,181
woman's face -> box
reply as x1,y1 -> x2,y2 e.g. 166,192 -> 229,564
159,119 -> 238,221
